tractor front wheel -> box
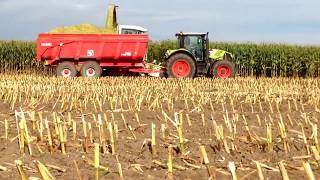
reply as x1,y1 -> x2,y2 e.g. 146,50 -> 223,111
80,61 -> 102,77
56,61 -> 77,77
166,54 -> 196,78
212,61 -> 235,79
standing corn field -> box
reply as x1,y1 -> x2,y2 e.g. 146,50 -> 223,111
1,40 -> 320,77
0,41 -> 51,74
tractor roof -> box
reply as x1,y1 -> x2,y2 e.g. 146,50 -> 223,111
176,32 -> 208,36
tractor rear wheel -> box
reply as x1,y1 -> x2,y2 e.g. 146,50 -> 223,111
80,61 -> 102,77
56,61 -> 77,77
166,54 -> 196,78
212,60 -> 235,79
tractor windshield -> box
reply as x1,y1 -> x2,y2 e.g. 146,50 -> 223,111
179,35 -> 204,61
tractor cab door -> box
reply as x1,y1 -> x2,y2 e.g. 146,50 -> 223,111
179,35 -> 205,62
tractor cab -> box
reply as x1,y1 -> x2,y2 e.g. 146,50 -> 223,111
165,32 -> 235,79
176,32 -> 209,62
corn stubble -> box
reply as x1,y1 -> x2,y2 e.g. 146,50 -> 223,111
0,74 -> 319,179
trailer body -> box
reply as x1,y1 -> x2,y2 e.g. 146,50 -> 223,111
36,33 -> 149,69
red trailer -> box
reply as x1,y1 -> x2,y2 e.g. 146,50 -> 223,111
36,33 -> 159,77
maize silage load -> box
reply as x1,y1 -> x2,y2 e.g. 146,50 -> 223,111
48,4 -> 118,34
48,23 -> 116,34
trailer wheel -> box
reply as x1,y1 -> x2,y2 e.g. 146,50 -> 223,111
80,61 -> 102,77
166,53 -> 196,78
56,61 -> 77,77
212,60 -> 235,79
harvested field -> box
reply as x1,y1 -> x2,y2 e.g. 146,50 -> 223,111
0,74 -> 319,179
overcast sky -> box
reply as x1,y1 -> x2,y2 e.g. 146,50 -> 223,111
1,0 -> 320,44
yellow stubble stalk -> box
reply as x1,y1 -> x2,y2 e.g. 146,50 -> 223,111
108,122 -> 115,155
88,122 -> 93,143
259,101 -> 264,113
67,112 -> 72,126
302,161 -> 316,180
186,113 -> 192,126
209,101 -> 214,112
72,120 -> 77,141
179,113 -> 184,126
82,117 -> 88,153
92,114 -> 97,124
201,113 -> 205,127
230,99 -> 235,112
52,112 -> 59,137
4,119 -> 8,140
199,145 -> 212,177
134,112 -> 141,126
276,101 -> 280,113
221,102 -> 225,112
29,111 -> 36,130
286,114 -> 294,127
114,123 -> 119,140
98,119 -> 107,154
128,124 -> 137,140
103,113 -> 108,125
268,114 -> 274,124
250,102 -> 254,113
228,161 -> 238,180
255,161 -> 264,180
278,116 -> 289,153
69,98 -> 74,111
184,98 -> 189,111
268,101 -> 274,113
57,118 -> 66,154
93,99 -> 97,112
151,123 -> 157,156
300,101 -> 305,112
44,118 -> 53,153
167,145 -> 173,179
312,124 -> 319,151
311,146 -> 320,168
256,114 -> 262,126
216,124 -> 230,154
242,115 -> 252,141
18,120 -> 25,154
34,160 -> 55,180
161,124 -> 167,140
278,161 -> 289,180
94,143 -> 100,180
116,155 -> 124,180
15,160 -> 27,180
38,113 -> 44,142
177,122 -> 185,155
266,123 -> 273,153
19,114 -> 32,155
121,113 -> 128,129
23,119 -> 33,156
302,113 -> 310,125
300,124 -> 310,154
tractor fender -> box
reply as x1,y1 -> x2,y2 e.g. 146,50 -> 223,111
209,49 -> 234,61
165,49 -> 197,63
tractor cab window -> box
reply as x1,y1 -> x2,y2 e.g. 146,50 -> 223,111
183,36 -> 204,61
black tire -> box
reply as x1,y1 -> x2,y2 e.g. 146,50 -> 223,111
166,53 -> 196,78
80,61 -> 102,77
212,60 -> 236,79
56,61 -> 77,77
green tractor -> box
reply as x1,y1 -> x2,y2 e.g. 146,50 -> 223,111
165,32 -> 236,78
